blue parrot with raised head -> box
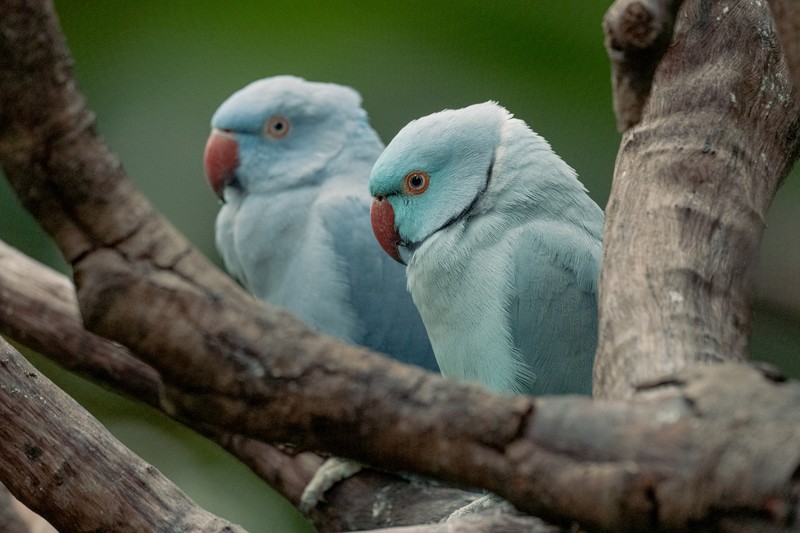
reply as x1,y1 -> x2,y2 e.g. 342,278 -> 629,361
369,101 -> 603,397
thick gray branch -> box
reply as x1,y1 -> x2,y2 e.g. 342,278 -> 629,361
595,0 -> 800,399
0,336 -> 245,532
0,239 -> 479,531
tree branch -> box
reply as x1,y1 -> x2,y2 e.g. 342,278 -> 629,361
0,336 -> 245,532
0,237 -> 317,500
5,225 -> 800,533
0,240 -> 163,404
595,0 -> 800,399
0,233 -> 515,532
603,0 -> 684,132
0,238 -> 481,531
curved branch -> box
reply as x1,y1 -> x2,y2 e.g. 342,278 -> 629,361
0,238 -> 316,498
0,240 -> 163,404
0,239 -> 480,531
0,336 -> 245,532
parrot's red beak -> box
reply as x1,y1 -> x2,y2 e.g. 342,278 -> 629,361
204,129 -> 239,199
370,197 -> 405,265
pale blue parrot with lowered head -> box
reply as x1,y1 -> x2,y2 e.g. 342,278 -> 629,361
204,75 -> 437,372
369,101 -> 602,397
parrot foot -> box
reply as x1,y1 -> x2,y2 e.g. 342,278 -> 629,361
299,457 -> 363,513
445,493 -> 513,521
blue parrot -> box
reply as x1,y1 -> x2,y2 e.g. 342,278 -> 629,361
204,75 -> 436,371
369,101 -> 603,397
204,76 -> 438,511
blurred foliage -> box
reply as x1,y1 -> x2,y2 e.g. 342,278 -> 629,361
0,1 -> 797,531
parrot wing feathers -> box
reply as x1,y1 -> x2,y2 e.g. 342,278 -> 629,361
510,222 -> 599,395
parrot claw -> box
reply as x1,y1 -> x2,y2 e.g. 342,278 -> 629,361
299,457 -> 364,513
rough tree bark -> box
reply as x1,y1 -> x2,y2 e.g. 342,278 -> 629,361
0,0 -> 799,532
0,235 -> 480,529
0,238 -> 323,504
595,0 -> 800,399
0,335 -> 246,532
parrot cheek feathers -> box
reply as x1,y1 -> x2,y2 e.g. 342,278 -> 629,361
370,198 -> 405,265
204,130 -> 239,198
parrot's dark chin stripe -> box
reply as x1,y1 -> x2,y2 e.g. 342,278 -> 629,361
222,175 -> 245,201
421,155 -> 495,245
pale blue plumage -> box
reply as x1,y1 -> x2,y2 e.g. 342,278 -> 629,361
207,76 -> 437,371
369,102 -> 602,395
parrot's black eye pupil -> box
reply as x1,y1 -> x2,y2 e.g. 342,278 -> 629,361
404,170 -> 430,195
265,115 -> 291,138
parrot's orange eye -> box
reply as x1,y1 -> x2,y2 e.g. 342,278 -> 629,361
404,171 -> 430,195
264,115 -> 291,139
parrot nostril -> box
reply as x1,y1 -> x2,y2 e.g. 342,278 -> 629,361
376,195 -> 385,202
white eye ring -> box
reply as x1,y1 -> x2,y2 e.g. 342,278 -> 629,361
404,171 -> 430,195
264,115 -> 290,138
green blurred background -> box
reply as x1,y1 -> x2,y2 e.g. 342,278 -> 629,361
1,2 -> 797,531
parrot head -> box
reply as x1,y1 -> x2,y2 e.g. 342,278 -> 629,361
204,75 -> 371,200
369,102 -> 507,264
